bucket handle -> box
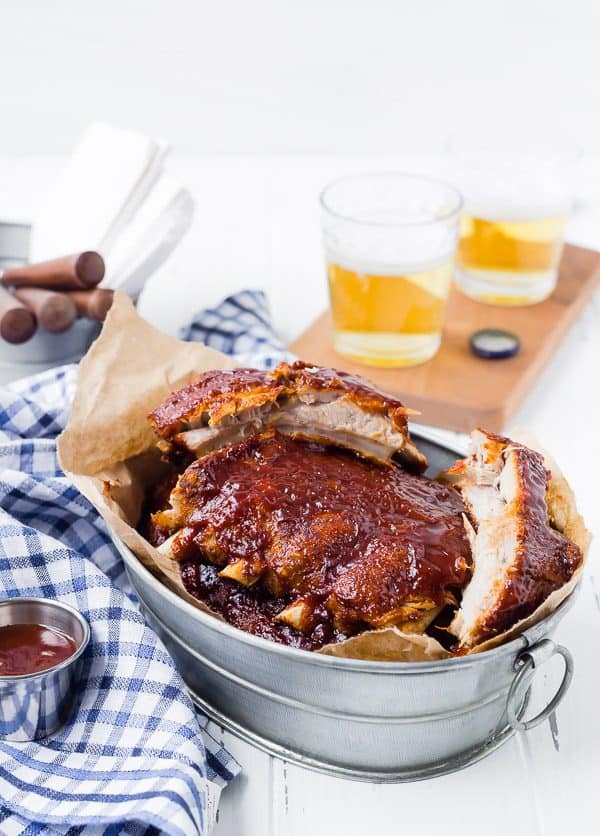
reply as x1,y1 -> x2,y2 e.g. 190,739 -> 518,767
506,638 -> 573,732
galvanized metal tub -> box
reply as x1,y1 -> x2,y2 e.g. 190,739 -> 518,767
113,534 -> 575,781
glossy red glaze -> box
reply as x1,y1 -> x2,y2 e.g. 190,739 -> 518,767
180,558 -> 344,650
0,624 -> 78,676
153,431 -> 471,640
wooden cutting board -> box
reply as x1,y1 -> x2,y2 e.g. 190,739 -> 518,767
289,243 -> 600,432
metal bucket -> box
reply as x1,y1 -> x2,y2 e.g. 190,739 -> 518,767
113,535 -> 575,782
0,221 -> 101,384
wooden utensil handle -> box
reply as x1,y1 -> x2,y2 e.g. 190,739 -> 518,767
65,288 -> 114,322
0,286 -> 37,344
14,287 -> 77,334
1,252 -> 105,290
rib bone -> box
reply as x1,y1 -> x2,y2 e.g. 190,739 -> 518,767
218,560 -> 261,587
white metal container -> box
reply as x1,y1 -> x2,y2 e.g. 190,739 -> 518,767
0,597 -> 90,741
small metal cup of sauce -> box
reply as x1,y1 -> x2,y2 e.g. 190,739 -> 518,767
0,598 -> 90,741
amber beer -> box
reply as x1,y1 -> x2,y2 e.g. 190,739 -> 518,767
449,131 -> 578,306
320,173 -> 462,368
456,212 -> 566,305
327,257 -> 454,367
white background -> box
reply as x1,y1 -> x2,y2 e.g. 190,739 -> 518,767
1,3 -> 599,835
0,0 -> 598,158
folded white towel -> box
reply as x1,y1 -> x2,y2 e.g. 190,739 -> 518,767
103,176 -> 195,296
30,121 -> 170,262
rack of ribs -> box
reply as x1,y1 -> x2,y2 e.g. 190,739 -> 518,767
445,429 -> 583,648
151,429 -> 470,637
148,360 -> 427,472
143,363 -> 585,651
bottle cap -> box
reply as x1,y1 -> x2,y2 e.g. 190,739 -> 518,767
470,328 -> 520,360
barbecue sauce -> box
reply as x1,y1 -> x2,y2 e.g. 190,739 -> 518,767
180,557 -> 346,651
144,431 -> 471,648
0,624 -> 78,675
168,432 -> 469,610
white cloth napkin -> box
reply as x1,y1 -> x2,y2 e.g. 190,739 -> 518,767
29,122 -> 193,294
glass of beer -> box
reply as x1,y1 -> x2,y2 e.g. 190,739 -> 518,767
449,132 -> 580,306
320,173 -> 462,367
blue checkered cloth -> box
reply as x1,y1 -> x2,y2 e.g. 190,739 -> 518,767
0,291 -> 288,836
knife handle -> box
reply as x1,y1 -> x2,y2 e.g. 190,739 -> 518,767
0,286 -> 37,344
1,251 -> 105,290
14,287 -> 77,334
65,288 -> 114,322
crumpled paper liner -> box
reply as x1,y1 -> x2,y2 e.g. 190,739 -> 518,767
57,293 -> 589,662
58,292 -> 237,476
319,628 -> 450,661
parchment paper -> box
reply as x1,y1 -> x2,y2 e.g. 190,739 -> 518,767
57,293 -> 589,662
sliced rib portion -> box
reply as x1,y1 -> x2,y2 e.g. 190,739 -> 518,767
151,430 -> 470,638
148,361 -> 427,472
447,429 -> 583,648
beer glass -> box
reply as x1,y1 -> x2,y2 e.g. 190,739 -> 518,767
449,132 -> 580,306
320,173 -> 462,368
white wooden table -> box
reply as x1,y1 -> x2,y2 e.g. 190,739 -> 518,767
1,155 -> 599,836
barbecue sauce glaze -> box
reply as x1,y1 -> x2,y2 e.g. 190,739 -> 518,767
144,432 -> 471,650
0,624 -> 78,675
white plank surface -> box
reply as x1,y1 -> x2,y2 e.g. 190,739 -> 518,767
0,154 -> 598,835
3,1 -> 600,158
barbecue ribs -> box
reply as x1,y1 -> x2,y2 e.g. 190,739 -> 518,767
151,430 -> 470,637
445,429 -> 584,648
143,363 -> 585,652
148,360 -> 427,472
